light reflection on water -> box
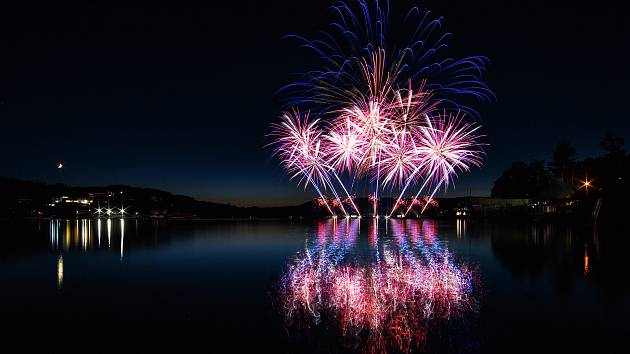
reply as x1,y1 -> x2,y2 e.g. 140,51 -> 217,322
56,254 -> 63,290
279,219 -> 479,353
48,218 -> 127,256
0,218 -> 626,353
48,218 -> 128,289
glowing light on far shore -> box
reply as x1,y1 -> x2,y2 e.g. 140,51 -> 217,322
578,177 -> 595,191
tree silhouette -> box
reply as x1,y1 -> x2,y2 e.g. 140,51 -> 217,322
549,141 -> 576,182
491,160 -> 552,198
600,133 -> 625,157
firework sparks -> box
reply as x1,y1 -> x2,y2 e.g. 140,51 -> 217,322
281,1 -> 493,114
401,113 -> 484,216
270,1 -> 490,217
270,111 -> 346,216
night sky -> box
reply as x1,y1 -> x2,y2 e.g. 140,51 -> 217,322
1,1 -> 628,206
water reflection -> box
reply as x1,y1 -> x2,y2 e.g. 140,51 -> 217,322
108,218 -> 112,247
456,218 -> 467,239
487,222 -> 606,284
0,218 -> 626,353
56,254 -> 63,290
279,219 -> 478,353
120,219 -> 125,261
583,243 -> 589,276
48,219 -> 126,257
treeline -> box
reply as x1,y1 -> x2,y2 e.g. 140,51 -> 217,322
492,133 -> 629,219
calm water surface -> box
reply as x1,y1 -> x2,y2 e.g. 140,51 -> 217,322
0,219 -> 628,353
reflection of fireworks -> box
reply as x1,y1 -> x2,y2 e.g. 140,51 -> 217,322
279,220 -> 478,353
270,1 -> 490,217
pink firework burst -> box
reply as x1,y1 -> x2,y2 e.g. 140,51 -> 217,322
342,195 -> 356,206
342,100 -> 390,169
388,81 -> 439,134
315,197 -> 329,208
423,195 -> 439,208
412,197 -> 424,206
270,0 -> 492,217
379,128 -> 424,189
324,117 -> 366,173
270,110 -> 330,189
414,112 -> 484,187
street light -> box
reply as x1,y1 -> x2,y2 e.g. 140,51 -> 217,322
577,176 -> 596,198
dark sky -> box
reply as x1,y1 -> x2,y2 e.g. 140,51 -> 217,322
0,1 -> 628,206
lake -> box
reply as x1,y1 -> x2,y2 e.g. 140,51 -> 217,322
0,218 -> 627,353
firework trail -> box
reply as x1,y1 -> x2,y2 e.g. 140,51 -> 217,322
281,1 -> 493,115
270,0 -> 491,217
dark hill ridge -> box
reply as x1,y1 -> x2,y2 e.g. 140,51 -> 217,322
0,177 -> 317,218
0,177 -> 432,219
2,175 -> 621,222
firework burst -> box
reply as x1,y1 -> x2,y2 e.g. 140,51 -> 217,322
270,0 -> 491,217
281,1 -> 493,115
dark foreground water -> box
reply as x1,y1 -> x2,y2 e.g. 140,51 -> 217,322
0,218 -> 628,353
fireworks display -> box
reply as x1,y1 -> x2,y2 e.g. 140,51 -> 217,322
269,0 -> 491,217
278,219 -> 479,353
